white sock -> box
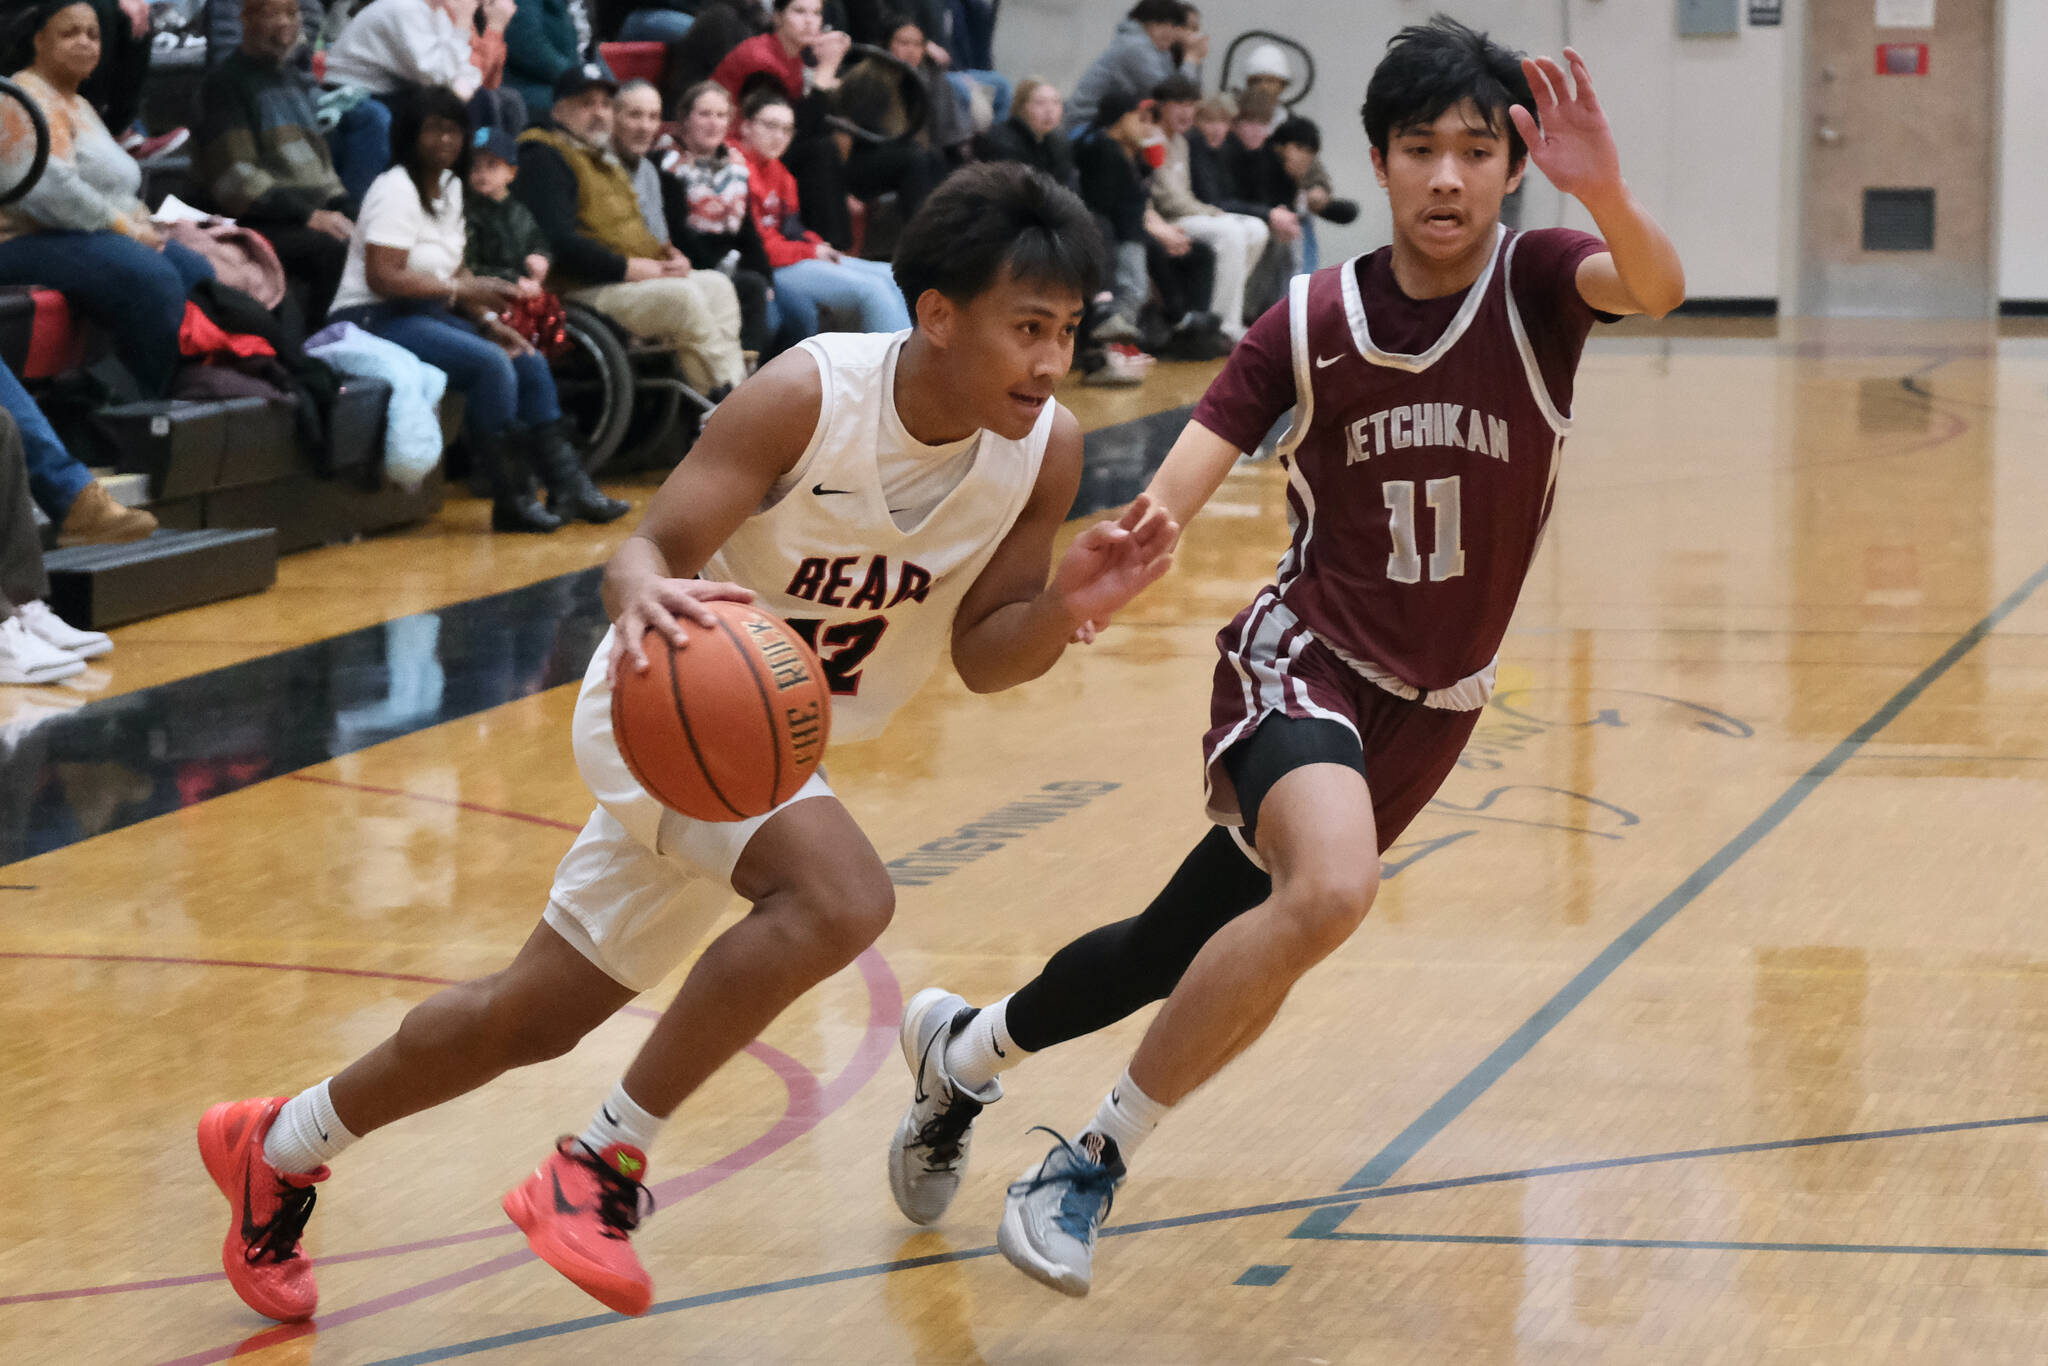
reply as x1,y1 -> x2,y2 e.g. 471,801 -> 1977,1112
1083,1069 -> 1169,1165
577,1079 -> 665,1162
942,994 -> 1028,1094
263,1078 -> 360,1174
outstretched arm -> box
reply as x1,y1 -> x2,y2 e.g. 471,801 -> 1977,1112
1510,48 -> 1686,319
951,406 -> 1178,693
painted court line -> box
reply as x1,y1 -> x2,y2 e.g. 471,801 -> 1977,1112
1309,1232 -> 2048,1258
1325,549 -> 2048,1200
349,1111 -> 2048,1364
0,953 -> 812,1310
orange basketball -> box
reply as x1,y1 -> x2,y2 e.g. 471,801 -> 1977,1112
611,601 -> 832,822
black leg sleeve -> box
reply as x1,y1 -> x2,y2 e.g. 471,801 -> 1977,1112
1006,825 -> 1272,1054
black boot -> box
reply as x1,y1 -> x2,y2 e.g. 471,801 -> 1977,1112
533,422 -> 629,524
484,433 -> 563,533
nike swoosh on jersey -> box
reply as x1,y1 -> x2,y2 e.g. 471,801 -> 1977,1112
1315,354 -> 1343,368
812,483 -> 854,496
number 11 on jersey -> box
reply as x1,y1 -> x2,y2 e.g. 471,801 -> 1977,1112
1383,477 -> 1466,584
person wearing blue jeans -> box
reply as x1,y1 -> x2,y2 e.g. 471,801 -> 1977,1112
0,354 -> 156,542
616,8 -> 694,42
326,86 -> 627,530
0,232 -> 216,397
738,89 -> 911,339
326,95 -> 395,210
771,255 -> 910,338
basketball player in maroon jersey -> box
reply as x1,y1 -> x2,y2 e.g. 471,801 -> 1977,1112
884,16 -> 1687,1294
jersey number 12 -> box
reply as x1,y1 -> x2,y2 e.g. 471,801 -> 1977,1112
1383,477 -> 1465,584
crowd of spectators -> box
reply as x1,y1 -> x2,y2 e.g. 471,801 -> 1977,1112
0,0 -> 1357,682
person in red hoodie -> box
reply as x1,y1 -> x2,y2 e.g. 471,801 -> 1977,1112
738,87 -> 912,338
712,0 -> 855,248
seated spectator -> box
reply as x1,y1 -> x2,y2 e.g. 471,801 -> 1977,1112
0,410 -> 114,686
194,0 -> 358,324
711,0 -> 856,250
0,354 -> 154,543
827,15 -> 959,225
976,77 -> 1075,193
1064,0 -> 1203,133
326,86 -> 622,530
1149,74 -> 1264,338
880,14 -> 970,160
78,0 -> 173,156
0,2 -> 217,399
503,0 -> 589,126
870,0 -> 1006,139
462,126 -> 587,373
736,87 -> 909,338
1253,114 -> 1324,270
1072,88 -> 1217,355
1235,41 -> 1291,135
628,82 -> 777,355
516,64 -> 747,397
322,0 -> 523,205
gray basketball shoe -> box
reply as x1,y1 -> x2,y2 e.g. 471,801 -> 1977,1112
888,988 -> 1001,1225
997,1128 -> 1126,1296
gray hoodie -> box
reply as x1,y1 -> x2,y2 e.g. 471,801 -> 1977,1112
1065,18 -> 1197,131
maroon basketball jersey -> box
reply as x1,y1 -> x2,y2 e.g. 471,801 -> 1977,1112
1267,226 -> 1571,694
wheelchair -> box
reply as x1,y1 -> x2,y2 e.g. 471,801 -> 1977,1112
551,301 -> 707,475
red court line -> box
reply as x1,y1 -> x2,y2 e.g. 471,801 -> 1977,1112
140,947 -> 900,1366
0,950 -> 881,1313
283,773 -> 585,833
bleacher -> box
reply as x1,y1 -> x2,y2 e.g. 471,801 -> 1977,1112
3,283 -> 441,627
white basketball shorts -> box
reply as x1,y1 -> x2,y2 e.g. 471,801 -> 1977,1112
543,629 -> 834,992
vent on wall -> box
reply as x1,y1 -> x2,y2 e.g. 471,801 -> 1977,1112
1862,189 -> 1936,251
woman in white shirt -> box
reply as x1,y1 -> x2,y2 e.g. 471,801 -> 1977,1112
328,87 -> 625,531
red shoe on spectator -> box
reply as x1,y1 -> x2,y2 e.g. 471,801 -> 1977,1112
119,127 -> 190,162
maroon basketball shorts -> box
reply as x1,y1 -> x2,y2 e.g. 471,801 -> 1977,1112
1203,592 -> 1480,854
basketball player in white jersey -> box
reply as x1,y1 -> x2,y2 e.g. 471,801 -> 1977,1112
196,163 -> 1176,1322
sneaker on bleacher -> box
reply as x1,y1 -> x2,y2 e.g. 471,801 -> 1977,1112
0,615 -> 85,685
58,484 -> 156,546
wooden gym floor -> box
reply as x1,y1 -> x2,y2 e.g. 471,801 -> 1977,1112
4,316 -> 2048,1364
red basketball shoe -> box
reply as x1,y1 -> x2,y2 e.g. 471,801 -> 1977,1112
196,1098 -> 327,1322
503,1138 -> 656,1315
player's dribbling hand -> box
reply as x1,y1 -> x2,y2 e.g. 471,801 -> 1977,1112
1508,48 -> 1624,206
1054,493 -> 1178,643
608,577 -> 758,684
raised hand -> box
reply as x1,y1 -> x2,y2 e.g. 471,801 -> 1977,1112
1507,48 -> 1625,206
1052,493 -> 1178,639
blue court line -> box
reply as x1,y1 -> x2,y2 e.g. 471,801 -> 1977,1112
1306,1232 -> 2048,1258
1325,550 -> 2048,1199
353,1111 -> 2048,1364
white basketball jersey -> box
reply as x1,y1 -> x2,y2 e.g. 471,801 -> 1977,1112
702,330 -> 1054,743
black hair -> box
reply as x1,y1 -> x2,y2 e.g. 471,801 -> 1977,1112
878,9 -> 920,38
1127,0 -> 1187,26
741,83 -> 793,120
893,161 -> 1105,314
1270,115 -> 1320,153
390,83 -> 473,200
4,0 -> 94,76
1361,14 -> 1533,165
1152,73 -> 1201,105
